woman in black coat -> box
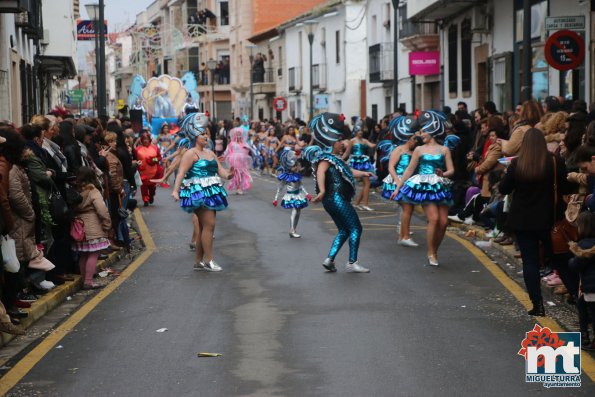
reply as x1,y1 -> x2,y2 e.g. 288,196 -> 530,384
499,128 -> 572,316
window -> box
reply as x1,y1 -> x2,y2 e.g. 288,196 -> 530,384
461,19 -> 472,94
335,30 -> 340,64
448,24 -> 458,94
219,1 -> 229,26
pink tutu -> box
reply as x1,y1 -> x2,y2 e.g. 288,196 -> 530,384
223,141 -> 252,192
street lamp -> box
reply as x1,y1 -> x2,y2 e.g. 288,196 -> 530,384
246,44 -> 257,120
304,20 -> 318,122
77,76 -> 82,116
86,1 -> 107,118
206,58 -> 217,120
390,0 -> 400,113
91,79 -> 95,116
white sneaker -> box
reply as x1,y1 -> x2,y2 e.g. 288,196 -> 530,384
448,215 -> 464,223
463,217 -> 475,225
204,260 -> 222,272
361,205 -> 374,211
39,280 -> 55,290
346,261 -> 370,273
398,238 -> 419,247
322,258 -> 337,272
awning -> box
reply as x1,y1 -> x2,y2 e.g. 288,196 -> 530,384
37,55 -> 77,78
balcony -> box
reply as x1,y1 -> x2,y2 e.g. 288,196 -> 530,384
288,67 -> 302,92
368,43 -> 393,83
399,19 -> 439,52
252,67 -> 275,95
312,64 -> 327,91
186,24 -> 228,44
14,0 -> 41,37
0,0 -> 29,13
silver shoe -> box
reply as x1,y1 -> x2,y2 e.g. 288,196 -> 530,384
289,232 -> 301,238
346,261 -> 370,273
204,260 -> 223,272
361,205 -> 374,211
398,238 -> 419,247
193,262 -> 205,271
427,255 -> 439,267
322,258 -> 337,272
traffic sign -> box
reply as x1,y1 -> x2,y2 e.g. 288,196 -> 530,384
544,30 -> 585,71
314,94 -> 329,110
69,89 -> 84,103
273,97 -> 287,112
545,16 -> 584,31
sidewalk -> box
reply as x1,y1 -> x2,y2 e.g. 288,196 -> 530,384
0,210 -> 145,348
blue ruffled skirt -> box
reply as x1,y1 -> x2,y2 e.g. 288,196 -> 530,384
179,176 -> 228,212
399,174 -> 453,206
349,155 -> 373,171
381,174 -> 400,201
281,189 -> 308,209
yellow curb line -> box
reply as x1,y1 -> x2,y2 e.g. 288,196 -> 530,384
0,209 -> 155,396
447,232 -> 595,383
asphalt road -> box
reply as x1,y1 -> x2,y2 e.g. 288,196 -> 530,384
6,173 -> 595,396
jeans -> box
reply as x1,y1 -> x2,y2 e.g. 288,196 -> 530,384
515,229 -> 552,302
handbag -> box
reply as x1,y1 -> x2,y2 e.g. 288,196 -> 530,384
551,157 -> 578,254
49,187 -> 70,224
1,235 -> 20,273
565,193 -> 586,226
117,195 -> 128,219
70,217 -> 85,242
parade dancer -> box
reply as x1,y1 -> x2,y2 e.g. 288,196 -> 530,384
135,132 -> 162,206
344,118 -> 376,211
393,110 -> 454,266
172,113 -> 234,272
273,150 -> 311,238
302,113 -> 374,273
223,127 -> 252,195
381,115 -> 423,246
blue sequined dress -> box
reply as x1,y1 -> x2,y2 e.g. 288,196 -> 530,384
349,143 -> 373,171
381,152 -> 411,201
179,159 -> 228,212
399,153 -> 452,206
275,172 -> 309,209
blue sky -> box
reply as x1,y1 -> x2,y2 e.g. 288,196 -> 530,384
80,0 -> 154,32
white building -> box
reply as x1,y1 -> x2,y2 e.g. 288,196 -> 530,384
409,0 -> 594,113
278,0 -> 368,122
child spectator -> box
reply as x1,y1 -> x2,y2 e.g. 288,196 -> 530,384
71,167 -> 112,290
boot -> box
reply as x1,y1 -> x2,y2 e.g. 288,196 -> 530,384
528,299 -> 545,316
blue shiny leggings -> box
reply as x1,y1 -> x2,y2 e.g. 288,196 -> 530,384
323,193 -> 362,263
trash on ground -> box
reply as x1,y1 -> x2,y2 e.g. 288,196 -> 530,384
505,263 -> 513,268
461,305 -> 467,308
56,345 -> 63,349
464,230 -> 476,238
471,270 -> 480,273
475,241 -> 491,248
198,352 -> 222,357
98,271 -> 109,278
156,328 -> 168,333
546,301 -> 556,307
66,296 -> 72,301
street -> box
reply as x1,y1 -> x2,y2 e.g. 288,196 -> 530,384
5,174 -> 595,397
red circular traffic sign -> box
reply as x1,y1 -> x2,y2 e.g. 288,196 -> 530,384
273,97 -> 287,112
544,30 -> 585,71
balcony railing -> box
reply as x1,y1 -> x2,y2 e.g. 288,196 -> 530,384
399,20 -> 438,40
312,63 -> 327,90
252,67 -> 274,84
288,67 -> 302,92
368,43 -> 393,83
14,0 -> 41,37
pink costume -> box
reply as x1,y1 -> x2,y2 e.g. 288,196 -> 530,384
223,128 -> 252,192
